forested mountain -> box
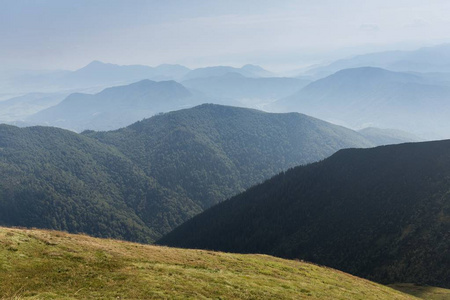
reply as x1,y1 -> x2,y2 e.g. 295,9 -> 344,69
182,72 -> 309,109
273,67 -> 450,139
0,124 -> 197,242
159,139 -> 450,288
0,105 -> 384,242
26,79 -> 203,132
86,104 -> 375,209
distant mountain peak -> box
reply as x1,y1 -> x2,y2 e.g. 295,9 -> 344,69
87,60 -> 107,66
82,60 -> 113,68
241,64 -> 265,71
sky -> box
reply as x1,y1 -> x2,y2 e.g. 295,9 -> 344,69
2,0 -> 450,71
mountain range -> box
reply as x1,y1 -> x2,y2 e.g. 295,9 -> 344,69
159,139 -> 450,288
2,61 -> 275,95
2,61 -> 191,94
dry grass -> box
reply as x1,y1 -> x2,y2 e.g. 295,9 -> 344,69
0,226 -> 420,299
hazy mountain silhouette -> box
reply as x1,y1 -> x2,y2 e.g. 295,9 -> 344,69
2,61 -> 191,94
358,127 -> 421,145
27,80 -> 201,131
0,92 -> 68,122
182,64 -> 273,80
182,72 -> 309,109
306,44 -> 450,78
274,67 -> 450,139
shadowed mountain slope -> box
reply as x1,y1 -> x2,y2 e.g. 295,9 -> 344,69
159,139 -> 450,288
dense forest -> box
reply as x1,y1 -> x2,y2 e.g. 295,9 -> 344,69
0,104 -> 377,242
86,104 -> 375,209
159,139 -> 450,288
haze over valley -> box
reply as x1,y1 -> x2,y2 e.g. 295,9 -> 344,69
2,1 -> 450,299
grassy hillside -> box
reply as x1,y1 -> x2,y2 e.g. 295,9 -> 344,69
0,227 -> 417,300
390,284 -> 450,300
159,139 -> 450,288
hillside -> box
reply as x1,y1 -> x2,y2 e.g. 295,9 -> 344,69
159,139 -> 450,288
87,104 -> 375,210
274,67 -> 450,139
0,125 -> 200,242
27,79 -> 202,132
0,105 -> 380,241
0,227 -> 417,299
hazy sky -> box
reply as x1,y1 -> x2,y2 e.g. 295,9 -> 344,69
2,0 -> 450,71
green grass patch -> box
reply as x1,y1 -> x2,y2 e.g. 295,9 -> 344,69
0,226 -> 421,299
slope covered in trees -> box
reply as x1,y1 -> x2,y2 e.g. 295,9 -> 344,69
87,104 -> 375,209
0,105 -> 381,242
0,125 -> 197,242
159,139 -> 450,288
